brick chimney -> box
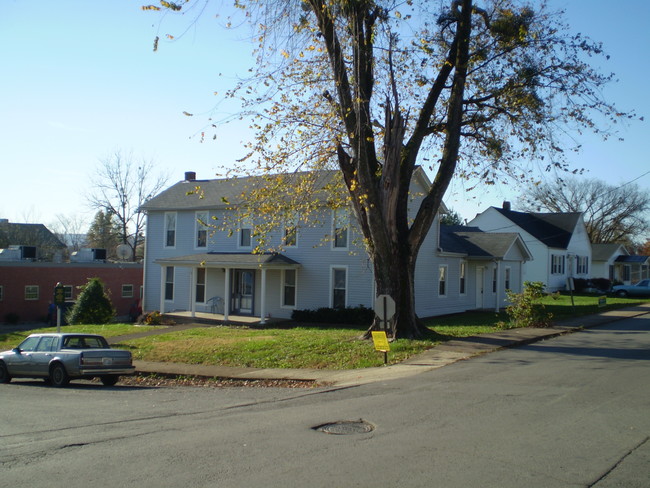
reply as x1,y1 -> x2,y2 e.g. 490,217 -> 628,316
503,201 -> 511,211
184,171 -> 196,181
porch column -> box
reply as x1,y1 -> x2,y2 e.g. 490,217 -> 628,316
260,267 -> 267,325
223,268 -> 230,321
189,267 -> 196,318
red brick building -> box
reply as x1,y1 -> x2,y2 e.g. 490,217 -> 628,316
0,261 -> 143,324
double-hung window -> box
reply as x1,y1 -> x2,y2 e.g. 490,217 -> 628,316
165,267 -> 174,301
195,268 -> 206,303
165,212 -> 177,248
239,222 -> 252,248
282,269 -> 297,307
25,285 -> 39,300
284,214 -> 298,247
551,254 -> 565,275
459,261 -> 466,295
438,266 -> 447,297
332,209 -> 349,249
576,256 -> 589,275
505,267 -> 511,291
332,267 -> 347,308
196,211 -> 208,249
122,284 -> 134,298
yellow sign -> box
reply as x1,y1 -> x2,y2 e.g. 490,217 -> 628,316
371,331 -> 390,352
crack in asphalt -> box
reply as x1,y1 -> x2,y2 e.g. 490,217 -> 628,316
587,436 -> 649,487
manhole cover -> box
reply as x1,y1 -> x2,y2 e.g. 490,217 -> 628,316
313,420 -> 375,435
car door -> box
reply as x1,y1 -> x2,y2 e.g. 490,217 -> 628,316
7,336 -> 40,375
28,336 -> 57,376
633,280 -> 650,296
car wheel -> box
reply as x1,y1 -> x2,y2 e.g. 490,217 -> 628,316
0,361 -> 11,384
616,290 -> 628,298
49,363 -> 70,387
100,375 -> 119,387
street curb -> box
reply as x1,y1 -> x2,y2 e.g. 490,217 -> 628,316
119,303 -> 650,387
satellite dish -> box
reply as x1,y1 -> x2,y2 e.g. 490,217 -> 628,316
116,244 -> 132,261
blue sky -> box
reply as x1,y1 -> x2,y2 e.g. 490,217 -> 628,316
1,0 -> 648,234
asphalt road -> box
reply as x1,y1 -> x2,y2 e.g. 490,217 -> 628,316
1,315 -> 649,488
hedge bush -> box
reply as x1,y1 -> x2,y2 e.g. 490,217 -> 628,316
291,305 -> 374,326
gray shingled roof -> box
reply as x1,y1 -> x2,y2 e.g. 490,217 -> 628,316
492,207 -> 580,249
0,221 -> 66,249
592,243 -> 628,261
440,225 -> 530,260
155,252 -> 301,268
141,171 -> 342,211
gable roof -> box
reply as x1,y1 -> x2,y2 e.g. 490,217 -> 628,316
591,243 -> 628,262
141,171 -> 345,212
491,207 -> 581,249
0,221 -> 66,249
440,225 -> 532,261
141,167 -> 445,213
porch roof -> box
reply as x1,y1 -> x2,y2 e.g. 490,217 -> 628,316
615,255 -> 650,265
440,225 -> 533,261
154,252 -> 301,269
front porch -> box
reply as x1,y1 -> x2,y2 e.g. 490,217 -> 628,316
163,310 -> 288,327
154,252 -> 301,325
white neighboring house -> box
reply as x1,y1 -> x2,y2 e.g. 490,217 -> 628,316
469,203 -> 592,292
591,243 -> 629,283
140,171 -> 532,324
437,225 -> 533,312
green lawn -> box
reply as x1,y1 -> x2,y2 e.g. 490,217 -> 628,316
1,294 -> 647,370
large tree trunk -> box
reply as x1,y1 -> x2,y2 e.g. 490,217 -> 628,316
369,240 -> 424,339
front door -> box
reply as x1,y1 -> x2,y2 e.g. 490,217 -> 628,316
476,267 -> 485,309
233,269 -> 255,315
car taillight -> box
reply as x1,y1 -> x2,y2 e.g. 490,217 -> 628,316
79,353 -> 101,366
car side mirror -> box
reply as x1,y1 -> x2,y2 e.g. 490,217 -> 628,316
12,347 -> 22,354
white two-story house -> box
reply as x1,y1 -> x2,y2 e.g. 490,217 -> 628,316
469,203 -> 592,292
141,171 -> 531,323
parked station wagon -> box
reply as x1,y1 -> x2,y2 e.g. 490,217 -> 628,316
0,333 -> 135,387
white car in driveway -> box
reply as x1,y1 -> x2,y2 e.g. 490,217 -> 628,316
0,333 -> 135,387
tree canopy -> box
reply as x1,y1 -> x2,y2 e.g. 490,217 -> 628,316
519,176 -> 650,246
149,0 -> 630,337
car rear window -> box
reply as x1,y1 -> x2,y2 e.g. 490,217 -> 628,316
62,336 -> 109,349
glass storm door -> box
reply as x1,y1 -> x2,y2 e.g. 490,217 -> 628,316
233,269 -> 255,315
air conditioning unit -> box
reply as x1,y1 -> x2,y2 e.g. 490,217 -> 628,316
71,248 -> 107,262
3,245 -> 37,260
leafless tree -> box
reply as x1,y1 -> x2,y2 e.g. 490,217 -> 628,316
88,150 -> 169,261
520,177 -> 650,245
50,214 -> 88,255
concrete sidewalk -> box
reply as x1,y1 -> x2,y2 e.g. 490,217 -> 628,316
113,303 -> 650,387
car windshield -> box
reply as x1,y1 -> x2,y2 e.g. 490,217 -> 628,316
62,336 -> 109,349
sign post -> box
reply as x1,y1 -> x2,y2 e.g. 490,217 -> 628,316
373,295 -> 396,364
53,282 -> 65,333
